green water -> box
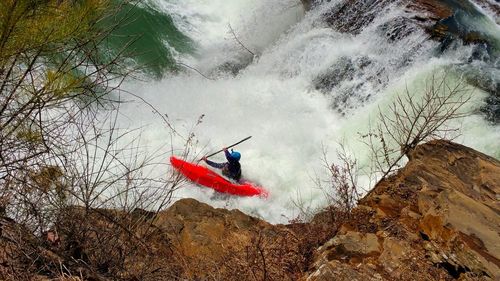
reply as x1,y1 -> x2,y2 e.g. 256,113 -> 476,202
102,1 -> 194,77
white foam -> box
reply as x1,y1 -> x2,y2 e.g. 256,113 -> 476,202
118,0 -> 500,223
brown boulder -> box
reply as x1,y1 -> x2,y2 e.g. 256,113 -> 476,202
153,198 -> 306,280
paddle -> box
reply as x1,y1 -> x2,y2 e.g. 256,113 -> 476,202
205,136 -> 252,158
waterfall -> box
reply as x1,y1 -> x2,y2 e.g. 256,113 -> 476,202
118,0 -> 500,223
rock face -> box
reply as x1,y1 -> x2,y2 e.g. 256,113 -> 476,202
303,140 -> 500,280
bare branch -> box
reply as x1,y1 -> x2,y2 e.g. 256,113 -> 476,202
228,23 -> 256,57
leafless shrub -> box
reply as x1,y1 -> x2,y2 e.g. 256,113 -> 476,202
0,1 -> 192,279
209,229 -> 304,281
317,143 -> 360,218
292,142 -> 361,230
362,71 -> 473,180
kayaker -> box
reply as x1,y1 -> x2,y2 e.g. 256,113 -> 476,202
202,148 -> 242,181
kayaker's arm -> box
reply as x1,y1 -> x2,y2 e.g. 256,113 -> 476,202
205,159 -> 225,169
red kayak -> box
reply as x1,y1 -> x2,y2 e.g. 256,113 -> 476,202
170,156 -> 268,197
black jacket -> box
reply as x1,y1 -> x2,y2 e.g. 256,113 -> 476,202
205,150 -> 241,181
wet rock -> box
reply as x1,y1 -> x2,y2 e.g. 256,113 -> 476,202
313,56 -> 385,115
301,0 -> 328,11
481,95 -> 500,124
312,0 -> 499,121
323,0 -> 396,35
376,16 -> 420,42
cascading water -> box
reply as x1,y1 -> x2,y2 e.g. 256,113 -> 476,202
118,0 -> 500,223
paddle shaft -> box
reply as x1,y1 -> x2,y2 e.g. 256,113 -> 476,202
205,136 -> 252,158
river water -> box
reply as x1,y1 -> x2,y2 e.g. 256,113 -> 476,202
116,0 -> 499,223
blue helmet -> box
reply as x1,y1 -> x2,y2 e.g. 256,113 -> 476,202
230,151 -> 241,161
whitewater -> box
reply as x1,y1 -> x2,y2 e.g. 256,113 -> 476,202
119,0 -> 500,223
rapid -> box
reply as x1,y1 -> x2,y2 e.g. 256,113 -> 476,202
117,0 -> 500,223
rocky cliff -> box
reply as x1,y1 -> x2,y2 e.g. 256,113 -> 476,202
153,140 -> 500,280
303,140 -> 500,280
0,140 -> 498,280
